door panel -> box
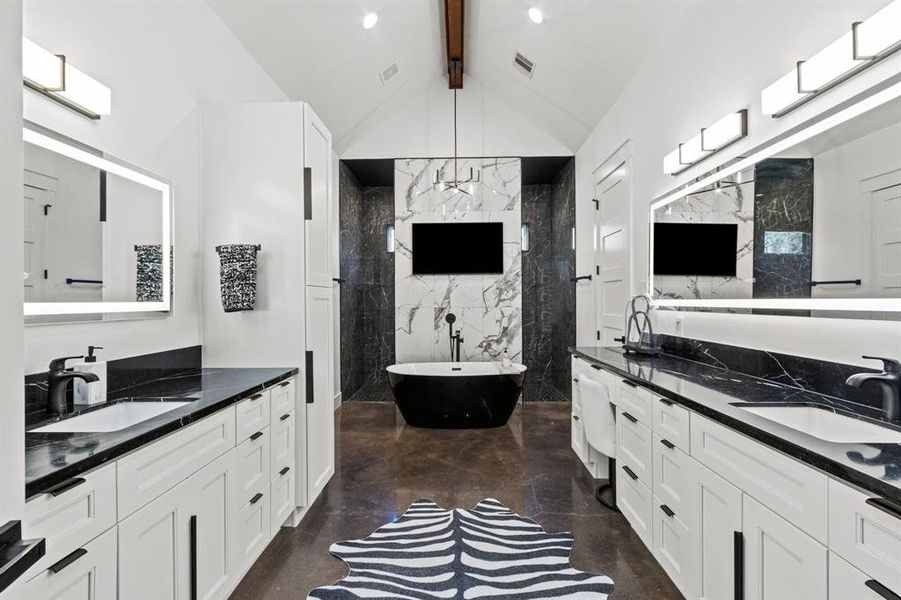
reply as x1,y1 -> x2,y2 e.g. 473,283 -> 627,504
185,450 -> 234,600
594,162 -> 631,345
690,460 -> 742,600
305,286 -> 335,505
304,105 -> 333,288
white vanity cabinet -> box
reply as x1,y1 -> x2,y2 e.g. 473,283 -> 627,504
578,361 -> 901,600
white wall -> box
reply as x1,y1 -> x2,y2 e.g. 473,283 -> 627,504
22,0 -> 286,373
0,0 -> 25,523
575,0 -> 901,369
200,102 -> 306,371
340,74 -> 572,159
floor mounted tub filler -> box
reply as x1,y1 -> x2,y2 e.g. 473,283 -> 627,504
386,362 -> 527,428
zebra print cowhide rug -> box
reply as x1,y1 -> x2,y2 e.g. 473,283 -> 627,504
307,498 -> 614,599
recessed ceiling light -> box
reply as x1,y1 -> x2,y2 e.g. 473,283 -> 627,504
363,12 -> 378,30
528,7 -> 543,24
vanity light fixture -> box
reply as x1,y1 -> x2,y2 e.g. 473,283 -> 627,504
528,8 -> 544,24
762,0 -> 901,117
386,224 -> 396,253
363,12 -> 379,30
663,109 -> 748,175
22,37 -> 111,119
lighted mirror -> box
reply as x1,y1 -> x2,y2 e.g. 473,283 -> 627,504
23,125 -> 171,320
651,80 -> 901,317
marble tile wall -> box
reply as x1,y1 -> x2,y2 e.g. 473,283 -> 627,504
339,163 -> 395,402
550,159 -> 576,397
395,158 -> 522,364
752,158 -> 814,303
25,345 -> 202,426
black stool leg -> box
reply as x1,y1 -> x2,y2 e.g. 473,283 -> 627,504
595,456 -> 619,512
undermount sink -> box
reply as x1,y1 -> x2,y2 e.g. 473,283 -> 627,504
30,400 -> 193,433
735,404 -> 901,444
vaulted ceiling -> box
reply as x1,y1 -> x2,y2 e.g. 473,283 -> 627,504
207,0 -> 695,154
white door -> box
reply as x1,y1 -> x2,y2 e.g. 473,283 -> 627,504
119,481 -> 187,600
594,161 -> 631,345
5,525 -> 117,600
305,285 -> 335,505
871,183 -> 901,297
304,104 -> 333,288
23,183 -> 50,302
184,450 -> 234,600
690,460 -> 742,600
742,494 -> 828,600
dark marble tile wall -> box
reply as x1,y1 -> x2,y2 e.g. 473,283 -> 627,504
521,158 -> 575,401
753,158 -> 813,308
655,333 -> 884,411
339,162 -> 395,402
25,345 -> 202,426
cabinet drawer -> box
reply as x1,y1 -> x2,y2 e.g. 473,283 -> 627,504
233,429 -> 270,510
271,411 -> 295,477
270,379 -> 295,424
690,413 -> 828,542
5,524 -> 118,600
829,551 -> 896,600
652,496 -> 692,598
617,464 -> 653,549
829,479 -> 901,596
22,462 -> 116,580
653,434 -> 690,518
237,391 -> 271,442
618,380 -> 654,426
617,412 -> 652,484
571,410 -> 588,461
270,466 -> 295,538
232,486 -> 271,575
651,397 -> 690,452
117,407 -> 235,518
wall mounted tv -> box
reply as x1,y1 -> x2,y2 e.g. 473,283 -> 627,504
412,222 -> 504,275
653,222 -> 738,277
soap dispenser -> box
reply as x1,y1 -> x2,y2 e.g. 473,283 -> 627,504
73,346 -> 106,406
501,347 -> 511,369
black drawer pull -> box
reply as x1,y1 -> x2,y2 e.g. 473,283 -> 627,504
622,465 -> 638,480
572,414 -> 580,421
250,393 -> 264,401
45,477 -> 87,497
590,364 -> 602,371
279,466 -> 290,476
621,379 -> 637,388
866,579 -> 901,600
660,439 -> 676,450
48,547 -> 87,573
250,431 -> 264,441
660,504 -> 675,518
250,492 -> 264,505
189,515 -> 197,600
280,413 -> 290,421
734,531 -> 744,600
659,398 -> 674,407
279,381 -> 291,387
573,378 -> 580,382
622,411 -> 638,423
866,497 -> 901,521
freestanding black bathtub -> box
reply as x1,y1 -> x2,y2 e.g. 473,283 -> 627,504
387,362 -> 527,428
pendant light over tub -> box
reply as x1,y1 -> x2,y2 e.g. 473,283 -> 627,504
434,80 -> 480,195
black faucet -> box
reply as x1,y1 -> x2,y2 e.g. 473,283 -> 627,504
845,356 -> 901,422
47,356 -> 99,417
445,313 -> 464,362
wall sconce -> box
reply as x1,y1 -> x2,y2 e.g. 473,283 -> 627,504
386,224 -> 395,253
663,110 -> 748,175
762,0 -> 901,117
22,37 -> 112,120
521,222 -> 530,252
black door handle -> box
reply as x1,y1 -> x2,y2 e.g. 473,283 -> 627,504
189,515 -> 197,600
570,275 -> 592,283
48,548 -> 87,573
306,351 -> 314,404
332,277 -> 346,284
734,531 -> 743,600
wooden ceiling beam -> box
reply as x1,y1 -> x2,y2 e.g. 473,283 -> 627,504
445,0 -> 464,89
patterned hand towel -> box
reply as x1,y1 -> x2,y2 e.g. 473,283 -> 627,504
135,245 -> 163,302
217,244 -> 259,312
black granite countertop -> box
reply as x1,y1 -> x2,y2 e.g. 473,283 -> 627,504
570,346 -> 901,504
25,367 -> 297,499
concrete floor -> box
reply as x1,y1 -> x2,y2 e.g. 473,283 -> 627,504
231,401 -> 682,599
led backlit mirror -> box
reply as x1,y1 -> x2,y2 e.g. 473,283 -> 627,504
23,126 -> 171,320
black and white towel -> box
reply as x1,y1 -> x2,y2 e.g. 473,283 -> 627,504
308,498 -> 614,599
216,244 -> 259,312
135,244 -> 163,302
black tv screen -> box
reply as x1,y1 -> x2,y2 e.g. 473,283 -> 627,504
412,222 -> 504,275
653,223 -> 738,277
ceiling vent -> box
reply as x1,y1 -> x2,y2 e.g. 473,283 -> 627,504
379,61 -> 399,85
513,51 -> 535,79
